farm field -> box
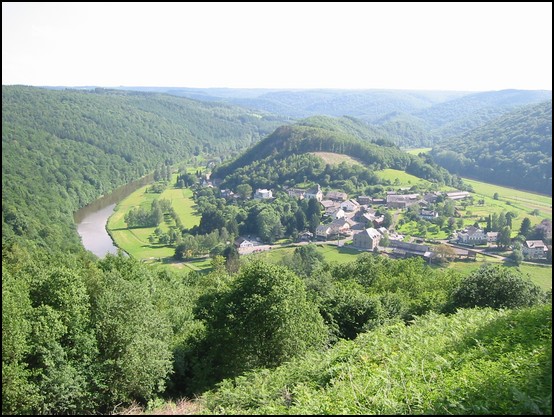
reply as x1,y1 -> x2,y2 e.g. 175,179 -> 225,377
404,147 -> 432,155
311,151 -> 363,166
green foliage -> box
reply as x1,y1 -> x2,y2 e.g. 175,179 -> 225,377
190,261 -> 327,391
450,264 -> 544,310
2,85 -> 286,250
431,100 -> 552,195
214,121 -> 458,190
201,305 -> 552,415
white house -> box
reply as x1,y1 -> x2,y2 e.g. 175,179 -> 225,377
305,184 -> 323,202
331,208 -> 346,220
254,188 -> 273,199
234,237 -> 254,248
419,209 -> 438,220
522,240 -> 548,260
457,226 -> 487,245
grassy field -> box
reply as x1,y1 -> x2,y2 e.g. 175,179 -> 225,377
438,255 -> 552,292
107,174 -> 200,262
311,152 -> 363,166
249,244 -> 551,291
375,169 -> 431,186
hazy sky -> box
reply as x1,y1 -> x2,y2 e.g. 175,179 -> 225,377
2,2 -> 552,91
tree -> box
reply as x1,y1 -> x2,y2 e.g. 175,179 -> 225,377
511,242 -> 524,266
382,211 -> 393,229
195,261 -> 327,383
433,244 -> 457,264
497,226 -> 512,249
493,192 -> 499,200
256,208 -> 282,243
236,183 -> 252,200
449,264 -> 543,310
519,217 -> 532,237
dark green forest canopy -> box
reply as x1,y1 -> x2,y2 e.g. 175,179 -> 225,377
213,117 -> 458,189
2,86 -> 288,250
431,100 -> 552,195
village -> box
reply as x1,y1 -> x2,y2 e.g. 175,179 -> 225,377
228,183 -> 550,265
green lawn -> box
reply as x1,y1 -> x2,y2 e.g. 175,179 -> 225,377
433,254 -> 552,292
107,174 -> 200,261
375,169 -> 432,187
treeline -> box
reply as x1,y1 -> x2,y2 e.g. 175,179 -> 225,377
431,100 -> 552,195
2,86 -> 287,250
3,241 -> 549,414
214,121 -> 460,187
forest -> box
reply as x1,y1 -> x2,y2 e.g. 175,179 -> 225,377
2,86 -> 287,250
431,100 -> 552,195
2,86 -> 552,415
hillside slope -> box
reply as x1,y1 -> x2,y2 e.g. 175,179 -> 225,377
431,100 -> 552,195
213,116 -> 457,190
2,86 -> 287,249
202,305 -> 552,415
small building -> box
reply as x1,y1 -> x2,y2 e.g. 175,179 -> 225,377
234,237 -> 254,248
486,232 -> 498,244
357,196 -> 372,205
457,226 -> 487,245
316,225 -> 333,240
419,209 -> 438,220
326,191 -> 348,201
330,208 -> 346,220
353,227 -> 382,250
389,240 -> 432,260
320,199 -> 337,210
386,194 -> 420,209
254,188 -> 273,199
446,191 -> 470,200
329,218 -> 353,235
305,184 -> 323,202
371,198 -> 386,205
522,240 -> 548,260
341,199 -> 360,212
287,188 -> 305,199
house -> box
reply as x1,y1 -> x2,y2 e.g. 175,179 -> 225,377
522,240 -> 548,260
386,194 -> 420,209
486,232 -> 498,244
329,218 -> 353,235
254,188 -> 273,199
315,225 -> 333,240
341,199 -> 360,212
419,209 -> 438,220
305,184 -> 323,202
330,208 -> 346,220
423,192 -> 440,203
326,191 -> 348,201
446,191 -> 470,200
357,196 -> 372,205
456,226 -> 487,245
287,188 -> 305,199
234,237 -> 254,248
320,199 -> 338,210
353,227 -> 382,250
371,198 -> 386,205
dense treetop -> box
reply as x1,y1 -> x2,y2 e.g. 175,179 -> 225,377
431,100 -> 552,195
213,116 -> 458,188
2,86 -> 287,249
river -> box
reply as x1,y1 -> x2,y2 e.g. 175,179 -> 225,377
74,174 -> 153,257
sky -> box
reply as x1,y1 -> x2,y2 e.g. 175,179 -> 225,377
2,2 -> 552,91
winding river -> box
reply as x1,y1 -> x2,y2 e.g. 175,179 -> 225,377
74,174 -> 153,257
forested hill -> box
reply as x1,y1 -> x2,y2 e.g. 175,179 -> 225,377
430,100 -> 552,195
2,86 -> 287,250
116,86 -> 551,148
213,117 -> 457,189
